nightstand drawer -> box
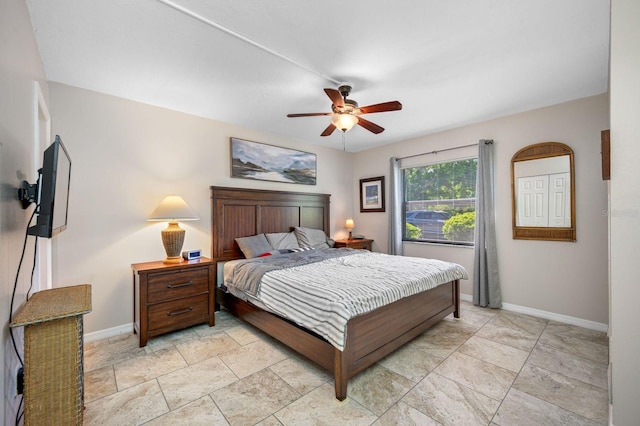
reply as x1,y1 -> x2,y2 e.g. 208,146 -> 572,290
147,293 -> 209,332
346,240 -> 371,250
334,239 -> 373,251
147,268 -> 209,303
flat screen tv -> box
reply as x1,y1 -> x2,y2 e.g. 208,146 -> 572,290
27,135 -> 72,238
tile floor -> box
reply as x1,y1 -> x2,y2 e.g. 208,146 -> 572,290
83,301 -> 609,425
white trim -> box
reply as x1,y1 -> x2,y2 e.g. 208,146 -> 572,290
460,293 -> 609,333
86,296 -> 609,343
34,81 -> 50,174
84,323 -> 134,343
154,0 -> 341,86
33,81 -> 52,291
84,294 -> 609,344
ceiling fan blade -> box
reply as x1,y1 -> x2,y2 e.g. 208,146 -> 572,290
287,112 -> 331,117
357,116 -> 384,134
358,101 -> 403,114
321,123 -> 337,137
324,88 -> 344,108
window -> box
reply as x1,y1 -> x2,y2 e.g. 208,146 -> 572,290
403,157 -> 477,245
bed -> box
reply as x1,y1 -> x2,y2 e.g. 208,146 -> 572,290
211,186 -> 462,401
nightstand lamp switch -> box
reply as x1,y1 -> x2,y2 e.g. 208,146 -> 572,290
148,195 -> 199,264
345,218 -> 355,240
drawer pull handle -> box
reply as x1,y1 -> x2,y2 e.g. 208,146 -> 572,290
167,307 -> 193,316
167,280 -> 194,289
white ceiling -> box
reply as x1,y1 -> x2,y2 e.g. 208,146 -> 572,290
26,0 -> 610,152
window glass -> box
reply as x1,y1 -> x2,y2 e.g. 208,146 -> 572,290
403,157 -> 477,245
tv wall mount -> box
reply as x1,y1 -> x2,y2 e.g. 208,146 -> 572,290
18,172 -> 41,209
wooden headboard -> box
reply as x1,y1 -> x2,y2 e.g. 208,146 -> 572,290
210,186 -> 331,261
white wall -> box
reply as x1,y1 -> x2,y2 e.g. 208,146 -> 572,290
48,83 -> 354,336
353,94 -> 609,325
610,0 -> 640,423
0,1 -> 49,423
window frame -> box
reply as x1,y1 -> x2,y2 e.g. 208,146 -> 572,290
401,155 -> 478,246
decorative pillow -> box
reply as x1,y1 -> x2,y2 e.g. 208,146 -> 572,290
294,227 -> 332,249
235,234 -> 273,258
265,232 -> 300,250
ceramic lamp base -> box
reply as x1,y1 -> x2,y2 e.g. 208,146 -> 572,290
161,222 -> 185,264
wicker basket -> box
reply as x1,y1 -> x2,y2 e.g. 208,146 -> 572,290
10,284 -> 92,425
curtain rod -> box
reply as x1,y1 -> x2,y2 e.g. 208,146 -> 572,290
397,140 -> 493,161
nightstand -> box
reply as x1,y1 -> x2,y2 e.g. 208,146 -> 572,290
334,238 -> 373,251
132,257 -> 215,347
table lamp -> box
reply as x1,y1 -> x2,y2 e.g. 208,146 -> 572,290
345,218 -> 355,239
147,195 -> 199,264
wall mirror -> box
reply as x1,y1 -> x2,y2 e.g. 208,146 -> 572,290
511,142 -> 576,241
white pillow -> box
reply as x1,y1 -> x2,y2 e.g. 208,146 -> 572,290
265,232 -> 300,250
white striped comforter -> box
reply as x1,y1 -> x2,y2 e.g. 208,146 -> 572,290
228,250 -> 468,351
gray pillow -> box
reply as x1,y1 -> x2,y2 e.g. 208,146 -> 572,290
235,234 -> 273,258
294,227 -> 332,249
265,232 -> 300,250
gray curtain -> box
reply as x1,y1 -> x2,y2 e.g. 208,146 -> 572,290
473,140 -> 501,308
389,157 -> 403,255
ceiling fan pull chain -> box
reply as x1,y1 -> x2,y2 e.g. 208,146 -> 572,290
342,131 -> 346,151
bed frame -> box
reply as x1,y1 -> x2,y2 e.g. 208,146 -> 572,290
210,186 -> 460,400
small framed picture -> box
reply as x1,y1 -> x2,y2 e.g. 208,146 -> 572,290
360,176 -> 385,212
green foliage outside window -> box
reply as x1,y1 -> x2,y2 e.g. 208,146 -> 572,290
443,211 -> 476,242
404,159 -> 477,202
405,222 -> 423,239
403,157 -> 477,245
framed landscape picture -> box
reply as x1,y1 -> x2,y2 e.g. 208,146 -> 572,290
230,137 -> 317,185
360,176 -> 385,212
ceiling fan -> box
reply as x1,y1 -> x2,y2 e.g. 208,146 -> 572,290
287,84 -> 402,137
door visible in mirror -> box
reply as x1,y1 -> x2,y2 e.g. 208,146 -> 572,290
514,156 -> 571,227
511,142 -> 576,242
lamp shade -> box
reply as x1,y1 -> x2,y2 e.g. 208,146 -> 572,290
147,195 -> 199,222
331,113 -> 358,132
147,195 -> 199,264
345,218 -> 355,230
345,217 -> 355,239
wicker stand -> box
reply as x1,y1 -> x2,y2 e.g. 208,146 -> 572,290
10,284 -> 92,425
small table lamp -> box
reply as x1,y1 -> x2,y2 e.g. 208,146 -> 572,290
345,218 -> 355,239
148,195 -> 199,264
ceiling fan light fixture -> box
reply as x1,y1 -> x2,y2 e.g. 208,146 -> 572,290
288,86 -> 399,136
331,113 -> 358,132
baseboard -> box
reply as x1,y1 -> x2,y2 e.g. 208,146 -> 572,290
85,297 -> 608,342
459,293 -> 609,333
84,323 -> 133,343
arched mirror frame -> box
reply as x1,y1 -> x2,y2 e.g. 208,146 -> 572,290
511,142 -> 576,242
